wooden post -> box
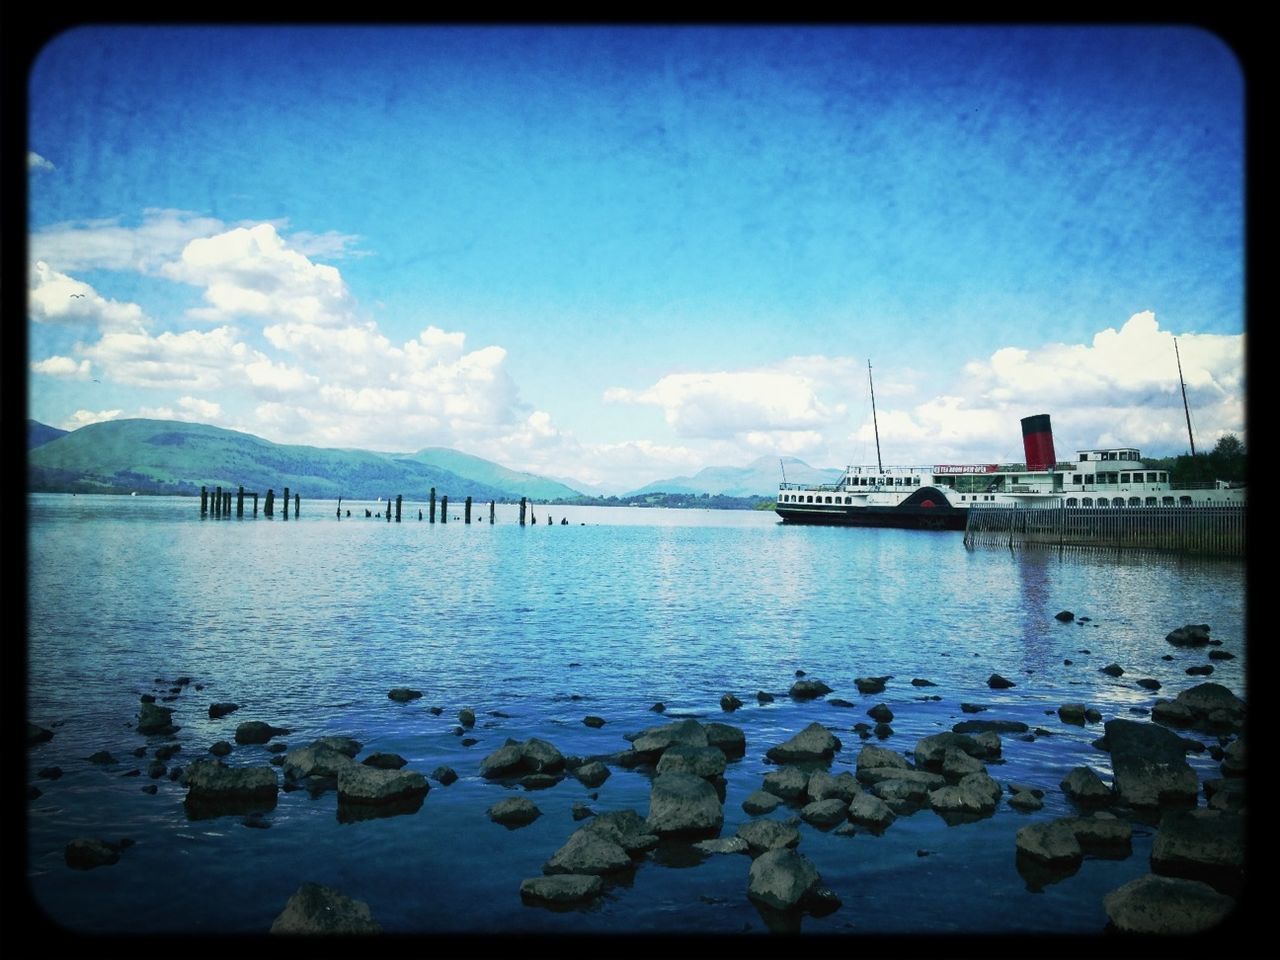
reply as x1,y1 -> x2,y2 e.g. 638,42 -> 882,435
253,492 -> 259,516
418,509 -> 422,521
265,489 -> 274,517
520,497 -> 526,526
295,493 -> 300,517
237,486 -> 244,518
465,496 -> 472,524
490,501 -> 495,525
337,497 -> 342,519
283,487 -> 290,520
386,498 -> 391,523
441,496 -> 448,523
430,487 -> 436,524
215,486 -> 223,518
201,486 -> 208,515
396,495 -> 402,523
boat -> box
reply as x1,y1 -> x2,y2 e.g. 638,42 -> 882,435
775,360 -> 1244,530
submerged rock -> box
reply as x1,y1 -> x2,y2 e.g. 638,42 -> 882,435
703,722 -> 747,759
1105,719 -> 1198,808
208,702 -> 239,719
855,676 -> 890,695
742,790 -> 783,816
1060,766 -> 1112,807
1165,624 -> 1212,647
1103,874 -> 1234,934
987,674 -> 1016,689
789,679 -> 832,699
520,874 -> 604,906
765,722 -> 841,763
574,761 -> 611,788
762,766 -> 810,802
336,766 -> 428,807
138,702 -> 178,735
65,838 -> 120,870
656,744 -> 727,780
234,721 -> 288,745
387,688 -> 423,702
488,796 -> 542,827
847,793 -> 896,831
270,883 -> 381,934
1015,820 -> 1082,868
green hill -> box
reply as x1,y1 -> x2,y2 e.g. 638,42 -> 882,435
27,419 -> 582,502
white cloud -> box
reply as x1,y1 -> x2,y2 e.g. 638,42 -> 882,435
138,397 -> 223,422
81,327 -> 254,390
31,356 -> 92,379
163,223 -> 357,327
29,152 -> 55,171
28,261 -> 148,332
30,210 -> 235,274
63,409 -> 122,429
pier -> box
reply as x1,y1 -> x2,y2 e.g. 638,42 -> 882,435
963,503 -> 1245,557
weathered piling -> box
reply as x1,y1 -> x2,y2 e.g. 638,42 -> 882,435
430,488 -> 436,524
490,501 -> 495,525
265,489 -> 274,517
963,503 -> 1245,557
295,493 -> 300,517
200,486 -> 208,516
520,497 -> 527,526
252,493 -> 258,517
441,496 -> 448,524
418,509 -> 422,521
215,486 -> 223,518
226,491 -> 232,514
237,486 -> 244,518
396,495 -> 402,523
337,497 -> 342,519
283,487 -> 290,521
386,498 -> 391,523
465,496 -> 472,524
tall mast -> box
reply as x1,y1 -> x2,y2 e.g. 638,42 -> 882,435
1175,337 -> 1196,456
868,359 -> 883,473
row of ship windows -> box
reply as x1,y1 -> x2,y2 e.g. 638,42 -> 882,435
1066,496 -> 1192,506
782,495 -> 857,504
1076,472 -> 1167,484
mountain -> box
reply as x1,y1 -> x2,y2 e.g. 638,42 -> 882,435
625,456 -> 844,498
27,419 -> 584,501
402,447 -> 582,501
28,419 -> 70,450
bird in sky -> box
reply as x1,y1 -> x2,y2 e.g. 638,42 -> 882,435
71,293 -> 85,298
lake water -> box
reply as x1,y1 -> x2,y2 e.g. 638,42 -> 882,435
24,493 -> 1247,937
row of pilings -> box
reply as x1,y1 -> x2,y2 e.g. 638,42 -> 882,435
963,503 -> 1246,557
201,486 -> 563,526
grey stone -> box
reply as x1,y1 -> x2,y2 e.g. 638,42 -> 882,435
737,818 -> 801,856
479,740 -> 526,778
209,741 -> 232,757
582,809 -> 659,855
1106,719 -> 1199,808
1221,738 -> 1245,777
574,761 -> 611,788
184,758 -> 278,805
913,732 -> 985,769
488,796 -> 541,826
855,676 -> 889,694
703,722 -> 747,759
765,722 -> 841,763
1152,809 -> 1244,883
694,836 -> 749,855
867,703 -> 894,723
283,744 -> 357,781
630,718 -> 709,758
583,715 -> 606,728
1062,811 -> 1132,854
987,674 -> 1016,689
807,769 -> 861,803
1057,703 -> 1088,725
1008,790 -> 1043,811
762,765 -> 810,801
1103,874 -> 1235,934
801,798 -> 850,828
64,838 -> 119,870
335,765 -> 428,806
1165,624 -> 1212,647
855,743 -> 910,774
1101,663 -> 1125,677
747,848 -> 822,911
430,766 -> 458,785
951,719 -> 1028,734
720,693 -> 743,712
520,874 -> 604,905
656,744 -> 727,779
789,679 -> 832,699
234,721 -> 288,745
941,746 -> 986,779
521,738 -> 565,773
1060,766 -> 1112,806
742,790 -> 783,815
543,827 -> 632,875
361,752 -> 407,770
387,688 -> 422,702
138,702 -> 177,735
646,772 -> 723,835
1016,820 -> 1083,868
847,792 -> 896,830
208,702 -> 239,719
270,883 -> 381,934
458,708 -> 476,728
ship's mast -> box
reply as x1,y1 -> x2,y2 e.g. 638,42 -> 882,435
1175,338 -> 1196,456
868,359 -> 883,473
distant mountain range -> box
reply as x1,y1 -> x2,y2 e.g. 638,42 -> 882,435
26,419 -> 583,501
624,456 -> 843,498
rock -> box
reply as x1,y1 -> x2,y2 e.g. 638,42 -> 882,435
1105,719 -> 1199,808
1015,820 -> 1082,868
28,722 -> 54,746
137,702 -> 178,735
1137,678 -> 1162,691
183,758 -> 278,809
1151,700 -> 1195,727
1101,663 -> 1125,677
270,883 -> 381,934
1165,624 -> 1212,647
1084,708 -> 1103,723
873,722 -> 894,739
1151,809 -> 1244,892
361,752 -> 407,770
765,722 -> 841,763
1062,811 -> 1132,855
747,848 -> 822,911
913,732 -> 986,769
387,688 -> 423,702
315,737 -> 361,757
282,744 -> 357,781
1208,650 -> 1235,661
1204,778 -> 1246,813
1060,766 -> 1112,806
583,715 -> 606,728
1186,664 -> 1214,676
650,702 -> 666,713
694,837 -> 749,855
1221,738 -> 1245,777
479,740 -> 526,778
941,746 -> 986,779
867,703 -> 894,723
762,765 -> 810,801
801,798 -> 850,828
430,766 -> 458,786
929,777 -> 998,817
1170,683 -> 1245,732
737,819 -> 801,855
1008,790 -> 1043,811
234,721 -> 288,745
987,674 -> 1016,689
521,738 -> 565,773
582,810 -> 659,855
1055,611 -> 1075,622
65,838 -> 120,869
1103,874 -> 1235,934
828,699 -> 855,708
757,691 -> 775,704
847,793 -> 896,831
86,751 -> 115,764
488,796 -> 541,826
720,693 -> 743,712
208,702 -> 239,719
911,678 -> 937,687
656,744 -> 727,779
519,773 -> 562,790
742,790 -> 783,815
952,719 -> 1027,735
520,874 -> 604,906
574,761 -> 611,788
572,802 -> 594,821
336,765 -> 428,807
1057,703 -> 1088,725
544,827 -> 632,875
703,722 -> 747,759
855,744 -> 910,774
854,676 -> 890,694
646,772 -> 723,835
789,679 -> 832,699
807,769 -> 861,803
630,718 -> 709,758
147,761 -> 166,779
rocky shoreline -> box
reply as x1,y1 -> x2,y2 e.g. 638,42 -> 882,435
26,620 -> 1246,936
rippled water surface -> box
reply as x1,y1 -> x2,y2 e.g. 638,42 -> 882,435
25,494 -> 1247,936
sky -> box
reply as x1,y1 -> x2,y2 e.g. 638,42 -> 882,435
25,24 -> 1247,493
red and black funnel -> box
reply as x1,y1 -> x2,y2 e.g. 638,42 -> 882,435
1021,414 -> 1057,471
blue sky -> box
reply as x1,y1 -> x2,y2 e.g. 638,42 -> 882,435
27,25 -> 1246,492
